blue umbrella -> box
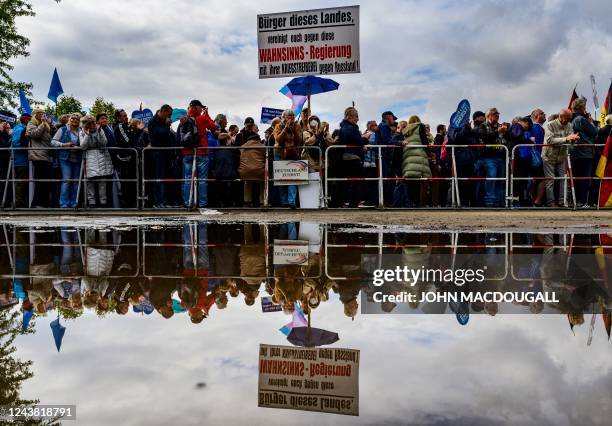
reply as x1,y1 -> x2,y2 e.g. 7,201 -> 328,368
285,76 -> 340,116
50,317 -> 66,352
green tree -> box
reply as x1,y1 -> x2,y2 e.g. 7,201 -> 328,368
44,95 -> 83,118
0,1 -> 61,111
0,308 -> 59,425
90,96 -> 116,125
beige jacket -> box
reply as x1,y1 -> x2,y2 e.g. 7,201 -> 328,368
542,119 -> 573,162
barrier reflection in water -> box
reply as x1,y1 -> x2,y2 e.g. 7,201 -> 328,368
0,222 -> 611,322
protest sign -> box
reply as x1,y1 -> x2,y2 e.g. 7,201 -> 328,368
258,344 -> 360,416
0,111 -> 17,125
273,160 -> 309,185
273,240 -> 309,265
261,107 -> 284,124
449,99 -> 471,129
131,108 -> 154,127
257,5 -> 360,79
261,296 -> 283,313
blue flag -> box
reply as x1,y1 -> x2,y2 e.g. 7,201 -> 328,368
47,68 -> 64,103
19,89 -> 32,114
50,317 -> 66,352
22,309 -> 33,332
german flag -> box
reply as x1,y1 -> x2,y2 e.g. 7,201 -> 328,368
601,80 -> 612,127
596,135 -> 612,207
568,87 -> 579,111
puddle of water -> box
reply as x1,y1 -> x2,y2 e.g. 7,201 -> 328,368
0,222 -> 610,425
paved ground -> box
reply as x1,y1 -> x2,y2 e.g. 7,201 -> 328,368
0,209 -> 609,232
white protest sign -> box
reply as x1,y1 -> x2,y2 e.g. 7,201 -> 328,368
273,160 -> 309,185
258,344 -> 360,416
257,5 -> 360,79
273,239 -> 309,265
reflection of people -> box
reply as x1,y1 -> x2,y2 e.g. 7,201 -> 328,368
333,280 -> 361,319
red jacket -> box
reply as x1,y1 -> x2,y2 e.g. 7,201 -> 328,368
181,110 -> 217,156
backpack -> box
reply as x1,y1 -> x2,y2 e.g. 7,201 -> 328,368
178,116 -> 198,148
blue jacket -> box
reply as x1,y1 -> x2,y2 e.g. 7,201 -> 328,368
447,125 -> 476,167
375,121 -> 394,162
213,146 -> 237,179
339,119 -> 366,160
11,123 -> 28,167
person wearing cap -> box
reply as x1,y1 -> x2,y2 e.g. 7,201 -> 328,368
10,113 -> 31,207
26,109 -> 54,207
181,100 -> 217,208
375,111 -> 398,205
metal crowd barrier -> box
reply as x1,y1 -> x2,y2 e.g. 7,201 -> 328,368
141,145 -> 323,208
510,143 -> 607,209
1,143 -> 610,210
0,146 -> 139,210
324,144 -> 509,208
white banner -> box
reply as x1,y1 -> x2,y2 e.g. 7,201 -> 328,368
258,344 -> 360,416
257,5 -> 360,79
273,160 -> 309,185
273,239 -> 309,265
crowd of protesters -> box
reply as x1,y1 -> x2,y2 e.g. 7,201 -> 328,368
1,97 -> 610,209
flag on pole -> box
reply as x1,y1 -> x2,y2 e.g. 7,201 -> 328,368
47,68 -> 64,103
568,86 -> 579,111
600,80 -> 612,127
595,134 -> 612,208
279,84 -> 308,117
18,89 -> 32,115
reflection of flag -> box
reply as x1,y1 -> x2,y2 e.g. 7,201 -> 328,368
601,81 -> 612,127
279,303 -> 307,336
50,318 -> 66,352
22,309 -> 33,332
279,85 -> 308,117
19,89 -> 32,114
595,135 -> 612,208
47,68 -> 64,103
568,87 -> 579,111
603,309 -> 611,340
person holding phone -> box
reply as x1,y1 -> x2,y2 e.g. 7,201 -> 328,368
26,109 -> 54,207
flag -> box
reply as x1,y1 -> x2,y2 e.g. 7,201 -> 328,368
47,68 -> 64,103
279,84 -> 308,117
595,135 -> 612,208
601,80 -> 612,127
568,87 -> 578,111
22,309 -> 33,332
50,317 -> 66,352
603,308 -> 611,340
279,303 -> 307,336
18,89 -> 32,115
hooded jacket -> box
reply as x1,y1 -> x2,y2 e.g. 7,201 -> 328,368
395,122 -> 432,178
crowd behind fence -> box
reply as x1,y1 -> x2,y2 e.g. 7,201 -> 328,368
0,143 -> 609,210
2,103 -> 611,210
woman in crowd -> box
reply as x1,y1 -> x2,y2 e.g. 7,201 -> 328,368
393,115 -> 431,207
302,115 -> 333,172
51,113 -> 82,208
26,109 -> 54,207
273,109 -> 303,208
80,115 -> 114,207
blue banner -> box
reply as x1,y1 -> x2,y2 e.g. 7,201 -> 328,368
449,99 -> 471,129
261,107 -> 284,124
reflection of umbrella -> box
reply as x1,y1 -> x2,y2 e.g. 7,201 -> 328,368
50,317 -> 66,352
279,303 -> 307,336
285,76 -> 339,117
287,327 -> 339,347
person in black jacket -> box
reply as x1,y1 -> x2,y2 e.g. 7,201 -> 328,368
213,133 -> 236,207
146,105 -> 173,208
0,120 -> 12,207
113,110 -> 143,208
447,121 -> 478,207
338,107 -> 367,208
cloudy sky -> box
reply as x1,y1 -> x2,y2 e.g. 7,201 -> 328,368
11,0 -> 612,128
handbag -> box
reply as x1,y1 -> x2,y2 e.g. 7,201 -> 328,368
530,146 -> 542,168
